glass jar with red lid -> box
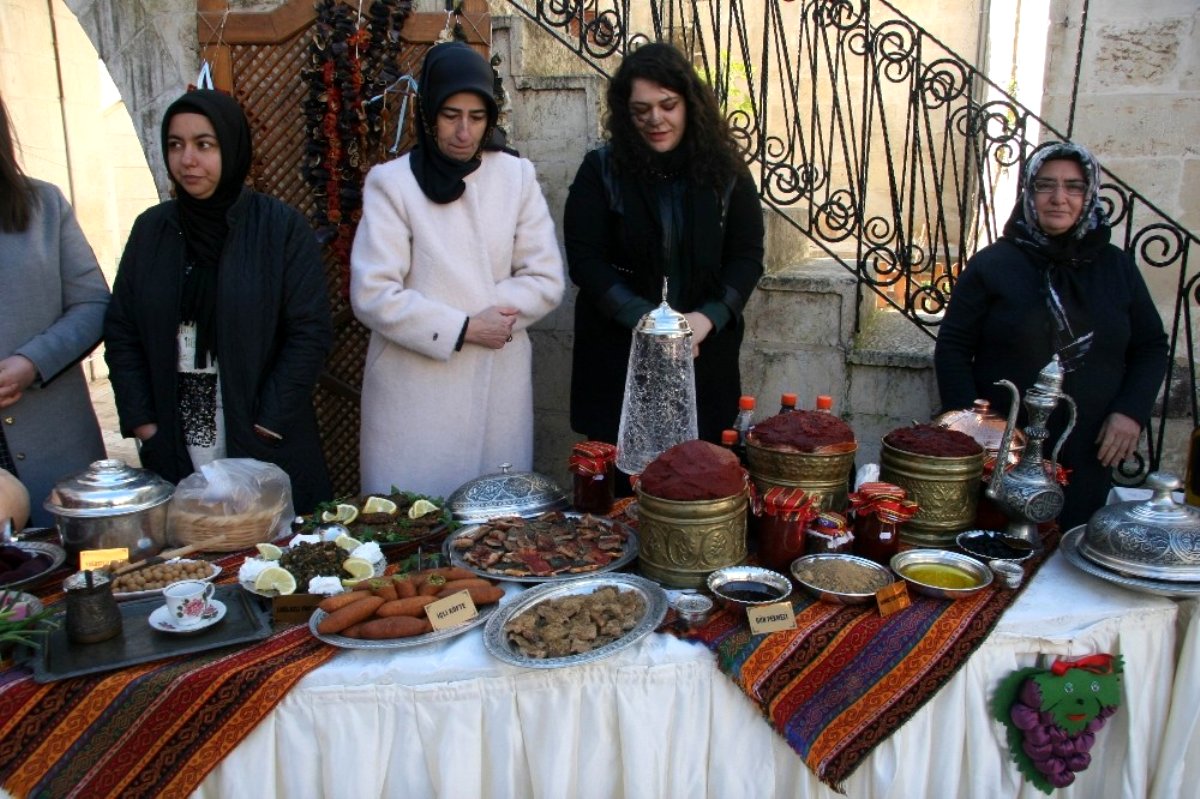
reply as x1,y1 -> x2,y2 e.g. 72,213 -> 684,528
848,482 -> 918,564
569,442 -> 617,514
757,486 -> 816,572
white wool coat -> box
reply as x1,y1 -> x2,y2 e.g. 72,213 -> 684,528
350,151 -> 564,498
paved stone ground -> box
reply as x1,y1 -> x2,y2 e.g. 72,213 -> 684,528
89,378 -> 140,467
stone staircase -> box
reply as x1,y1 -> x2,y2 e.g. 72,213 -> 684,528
491,14 -> 946,481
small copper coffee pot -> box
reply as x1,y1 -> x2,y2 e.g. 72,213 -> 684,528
63,570 -> 123,644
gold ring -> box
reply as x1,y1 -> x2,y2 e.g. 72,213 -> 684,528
506,334 -> 513,342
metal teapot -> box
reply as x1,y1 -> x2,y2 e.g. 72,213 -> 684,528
988,356 -> 1078,544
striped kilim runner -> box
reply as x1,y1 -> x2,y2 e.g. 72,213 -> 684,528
676,535 -> 1057,790
0,551 -> 336,799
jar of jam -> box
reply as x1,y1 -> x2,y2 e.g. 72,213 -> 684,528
569,442 -> 617,514
806,511 -> 853,555
757,486 -> 816,572
848,482 -> 918,565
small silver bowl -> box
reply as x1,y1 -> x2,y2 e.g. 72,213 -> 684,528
988,560 -> 1025,590
791,553 -> 895,605
706,566 -> 792,618
890,549 -> 993,600
672,593 -> 714,627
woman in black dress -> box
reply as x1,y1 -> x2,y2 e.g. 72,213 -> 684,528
565,43 -> 764,451
935,141 -> 1168,529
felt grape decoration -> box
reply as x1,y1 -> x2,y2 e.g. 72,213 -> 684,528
993,654 -> 1122,794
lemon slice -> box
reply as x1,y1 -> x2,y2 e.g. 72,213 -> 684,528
254,566 -> 297,595
256,542 -> 283,560
342,557 -> 375,579
361,496 -> 398,515
408,499 -> 440,519
334,533 -> 363,553
321,503 -> 359,524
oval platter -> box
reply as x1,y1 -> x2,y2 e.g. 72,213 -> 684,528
1060,525 -> 1200,599
308,599 -> 501,650
443,513 -> 639,584
112,560 -> 222,601
483,573 -> 668,669
0,540 -> 66,592
239,554 -> 387,598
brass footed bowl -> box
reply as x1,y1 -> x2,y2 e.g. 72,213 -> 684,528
636,487 -> 748,588
745,440 -> 857,513
879,441 -> 983,548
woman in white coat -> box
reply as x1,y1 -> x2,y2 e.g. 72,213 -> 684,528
351,42 -> 564,497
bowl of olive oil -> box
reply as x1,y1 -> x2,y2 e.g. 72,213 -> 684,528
890,549 -> 992,600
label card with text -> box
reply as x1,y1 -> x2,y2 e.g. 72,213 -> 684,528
876,581 -> 911,616
747,601 -> 797,635
273,593 -> 322,625
427,590 -> 479,631
79,548 -> 130,571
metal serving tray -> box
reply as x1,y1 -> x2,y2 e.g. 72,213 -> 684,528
483,573 -> 667,669
22,584 -> 272,683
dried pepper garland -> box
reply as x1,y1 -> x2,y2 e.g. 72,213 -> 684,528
302,0 -> 412,294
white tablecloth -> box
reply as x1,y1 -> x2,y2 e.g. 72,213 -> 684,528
195,555 -> 1184,799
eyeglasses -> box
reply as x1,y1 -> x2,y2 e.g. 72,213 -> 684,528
1031,178 -> 1088,196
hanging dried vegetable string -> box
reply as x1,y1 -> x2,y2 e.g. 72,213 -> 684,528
302,0 -> 412,296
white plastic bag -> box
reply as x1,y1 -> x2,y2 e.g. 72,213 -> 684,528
167,458 -> 295,551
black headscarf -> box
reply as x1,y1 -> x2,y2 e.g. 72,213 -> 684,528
409,42 -> 503,204
1002,141 -> 1106,371
160,89 -> 253,367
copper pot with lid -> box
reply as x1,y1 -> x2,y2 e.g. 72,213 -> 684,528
935,399 -> 1025,464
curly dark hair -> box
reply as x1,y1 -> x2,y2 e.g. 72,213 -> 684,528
604,42 -> 743,189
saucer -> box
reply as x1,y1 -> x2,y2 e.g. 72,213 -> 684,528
149,599 -> 226,634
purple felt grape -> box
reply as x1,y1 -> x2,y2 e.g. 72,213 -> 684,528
1048,769 -> 1077,788
1023,739 -> 1053,761
1038,710 -> 1058,726
1011,702 -> 1040,731
1023,722 -> 1050,746
1019,679 -> 1043,707
1034,756 -> 1067,776
1047,724 -> 1066,742
1076,731 -> 1095,752
1099,705 -> 1117,719
1052,738 -> 1075,758
1067,751 -> 1091,772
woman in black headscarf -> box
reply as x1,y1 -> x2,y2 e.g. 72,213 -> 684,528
564,42 -> 764,449
935,141 -> 1168,529
350,42 -> 563,498
104,89 -> 333,513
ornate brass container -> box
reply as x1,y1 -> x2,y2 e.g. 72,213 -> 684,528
879,441 -> 983,548
1081,473 -> 1200,582
636,487 -> 748,588
745,441 -> 857,513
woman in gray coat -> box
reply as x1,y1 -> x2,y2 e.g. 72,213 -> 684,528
0,95 -> 109,526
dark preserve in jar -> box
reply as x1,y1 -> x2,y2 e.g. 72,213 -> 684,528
849,482 -> 917,565
569,442 -> 617,514
758,487 -> 816,572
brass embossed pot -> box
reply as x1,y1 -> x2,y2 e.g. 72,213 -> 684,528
745,440 -> 857,513
635,487 -> 748,588
879,441 -> 983,548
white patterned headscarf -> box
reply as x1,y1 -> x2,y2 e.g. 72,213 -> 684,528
1020,141 -> 1104,242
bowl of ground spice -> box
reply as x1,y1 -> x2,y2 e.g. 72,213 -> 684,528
790,553 -> 895,604
879,424 -> 985,548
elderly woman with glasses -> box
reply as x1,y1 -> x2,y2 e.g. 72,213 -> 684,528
935,141 -> 1168,529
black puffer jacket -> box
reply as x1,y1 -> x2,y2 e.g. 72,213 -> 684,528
104,189 -> 332,512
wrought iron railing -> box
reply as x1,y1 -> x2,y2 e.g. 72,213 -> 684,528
502,0 -> 1197,480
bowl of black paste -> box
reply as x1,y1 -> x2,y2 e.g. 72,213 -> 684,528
956,530 -> 1037,563
706,566 -> 792,618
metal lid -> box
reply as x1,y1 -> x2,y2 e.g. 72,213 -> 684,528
1081,472 -> 1200,582
635,298 -> 692,338
934,398 -> 1025,460
447,463 -> 569,523
44,459 -> 175,518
